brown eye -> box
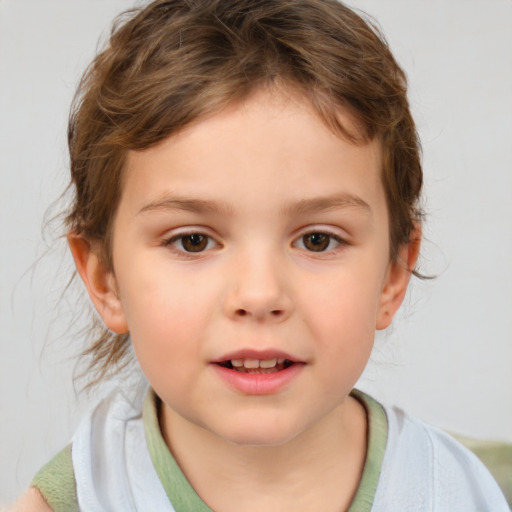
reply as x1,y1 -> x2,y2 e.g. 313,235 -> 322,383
180,234 -> 208,252
302,233 -> 330,252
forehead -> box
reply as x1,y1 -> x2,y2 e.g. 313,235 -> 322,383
121,88 -> 385,219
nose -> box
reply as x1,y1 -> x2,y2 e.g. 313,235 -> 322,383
223,250 -> 293,323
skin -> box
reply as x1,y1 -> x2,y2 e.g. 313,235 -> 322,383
22,87 -> 418,512
10,487 -> 52,512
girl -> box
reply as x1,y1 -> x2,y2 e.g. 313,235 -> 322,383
12,0 -> 509,510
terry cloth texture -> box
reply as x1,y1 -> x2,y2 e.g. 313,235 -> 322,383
31,443 -> 78,512
451,433 -> 512,505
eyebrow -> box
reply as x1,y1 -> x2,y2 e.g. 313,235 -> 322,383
138,195 -> 234,216
282,194 -> 372,216
138,193 -> 371,217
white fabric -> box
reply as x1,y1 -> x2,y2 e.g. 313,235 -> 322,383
373,406 -> 509,511
71,387 -> 509,511
72,384 -> 174,512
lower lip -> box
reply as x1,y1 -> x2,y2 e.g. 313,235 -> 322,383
212,363 -> 304,395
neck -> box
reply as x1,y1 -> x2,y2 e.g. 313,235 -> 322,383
160,396 -> 367,512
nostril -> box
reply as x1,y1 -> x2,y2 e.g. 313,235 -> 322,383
233,308 -> 286,318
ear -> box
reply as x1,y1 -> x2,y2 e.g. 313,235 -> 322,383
67,233 -> 129,334
376,225 -> 421,330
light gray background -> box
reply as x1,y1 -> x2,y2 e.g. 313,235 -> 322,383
1,0 -> 511,503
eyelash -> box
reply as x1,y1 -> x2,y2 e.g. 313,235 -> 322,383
293,230 -> 347,253
161,229 -> 347,256
162,232 -> 219,256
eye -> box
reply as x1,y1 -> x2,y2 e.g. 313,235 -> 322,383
165,233 -> 217,253
295,231 -> 345,252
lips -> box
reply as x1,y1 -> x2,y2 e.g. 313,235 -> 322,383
211,350 -> 305,394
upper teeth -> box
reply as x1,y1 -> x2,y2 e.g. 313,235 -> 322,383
231,358 -> 285,369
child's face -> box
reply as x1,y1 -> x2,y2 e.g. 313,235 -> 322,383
80,88 -> 412,446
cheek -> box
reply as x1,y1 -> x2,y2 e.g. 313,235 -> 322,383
317,298 -> 376,362
301,267 -> 383,361
119,254 -> 213,328
308,269 -> 383,328
117,266 -> 216,379
311,296 -> 376,397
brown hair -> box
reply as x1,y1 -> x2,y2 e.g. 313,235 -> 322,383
67,0 -> 423,383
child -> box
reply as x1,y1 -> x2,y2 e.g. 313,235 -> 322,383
13,0 -> 508,510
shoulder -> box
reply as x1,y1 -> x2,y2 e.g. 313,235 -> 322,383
9,487 -> 53,512
375,405 -> 509,511
29,443 -> 78,512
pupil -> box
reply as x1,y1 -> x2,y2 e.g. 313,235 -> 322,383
183,234 -> 207,252
304,233 -> 329,252
189,234 -> 202,245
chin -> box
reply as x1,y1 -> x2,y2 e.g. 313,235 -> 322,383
211,417 -> 306,448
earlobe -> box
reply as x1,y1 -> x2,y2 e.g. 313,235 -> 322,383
67,233 -> 129,334
376,226 -> 421,330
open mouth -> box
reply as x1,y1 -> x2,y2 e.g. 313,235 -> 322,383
216,358 -> 295,374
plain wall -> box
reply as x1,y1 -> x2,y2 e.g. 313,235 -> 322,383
1,0 -> 511,502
